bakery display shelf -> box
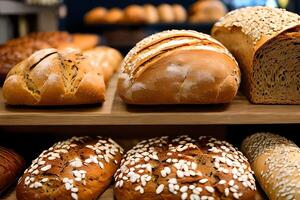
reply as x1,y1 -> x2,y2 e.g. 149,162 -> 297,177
0,74 -> 300,126
0,187 -> 113,200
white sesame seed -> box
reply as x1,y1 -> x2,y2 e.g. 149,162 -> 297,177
205,186 -> 215,193
156,184 -> 164,194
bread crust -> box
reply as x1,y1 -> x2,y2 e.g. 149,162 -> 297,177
124,5 -> 147,24
84,7 -> 107,25
172,4 -> 187,23
158,4 -> 175,23
117,30 -> 240,104
144,4 -> 159,24
212,6 -> 300,104
0,146 -> 24,195
17,136 -> 123,200
114,135 -> 256,200
3,48 -> 106,106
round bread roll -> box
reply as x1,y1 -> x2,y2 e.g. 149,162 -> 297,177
84,7 -> 107,25
189,0 -> 227,23
158,4 -> 175,23
144,4 -> 159,24
0,146 -> 24,195
124,5 -> 147,24
117,30 -> 240,104
172,4 -> 187,23
104,8 -> 124,24
83,46 -> 123,82
114,135 -> 256,200
241,133 -> 300,200
17,136 -> 123,200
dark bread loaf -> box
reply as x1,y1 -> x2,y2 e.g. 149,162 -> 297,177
212,7 -> 300,104
17,136 -> 123,200
2,48 -> 106,106
114,135 -> 256,200
0,146 -> 25,195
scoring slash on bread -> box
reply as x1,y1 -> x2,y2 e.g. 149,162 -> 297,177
0,146 -> 25,195
17,136 -> 123,200
2,48 -> 106,106
212,6 -> 300,104
117,29 -> 240,104
241,133 -> 300,200
114,135 -> 256,200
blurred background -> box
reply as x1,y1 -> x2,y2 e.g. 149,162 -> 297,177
0,0 -> 299,52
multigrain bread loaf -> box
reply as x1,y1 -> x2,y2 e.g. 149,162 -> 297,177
17,136 -> 123,200
83,46 -> 123,82
2,48 -> 106,106
114,135 -> 256,200
212,7 -> 300,104
0,32 -> 99,84
117,30 -> 240,104
241,133 -> 300,200
0,146 -> 24,195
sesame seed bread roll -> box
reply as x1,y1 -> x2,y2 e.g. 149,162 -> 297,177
114,135 -> 256,200
212,6 -> 300,104
17,136 -> 123,200
241,133 -> 300,200
117,29 -> 240,104
2,48 -> 106,106
83,46 -> 123,82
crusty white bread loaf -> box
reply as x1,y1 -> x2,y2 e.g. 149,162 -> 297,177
2,48 -> 106,106
17,136 -> 123,200
114,135 -> 256,200
212,6 -> 300,104
241,133 -> 300,200
83,46 -> 123,82
117,29 -> 240,104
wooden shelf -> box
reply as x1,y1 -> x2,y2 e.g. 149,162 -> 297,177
0,74 -> 300,126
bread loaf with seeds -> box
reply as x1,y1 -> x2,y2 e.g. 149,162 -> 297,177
114,135 -> 256,200
117,30 -> 240,104
0,146 -> 25,195
212,6 -> 300,104
17,136 -> 123,200
241,133 -> 300,200
2,48 -> 106,105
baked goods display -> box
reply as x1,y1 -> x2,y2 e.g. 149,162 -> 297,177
0,146 -> 25,195
83,47 -> 123,83
241,133 -> 300,200
212,7 -> 300,104
0,32 -> 99,84
114,135 -> 256,200
118,29 -> 240,104
17,136 -> 123,200
84,4 -> 187,25
189,0 -> 227,23
2,48 -> 106,106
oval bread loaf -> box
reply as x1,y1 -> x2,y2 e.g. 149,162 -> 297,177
241,133 -> 300,200
117,29 -> 240,104
17,136 -> 123,200
212,6 -> 300,104
114,135 -> 256,200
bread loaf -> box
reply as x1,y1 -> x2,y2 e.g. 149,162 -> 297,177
104,8 -> 124,24
117,30 -> 240,104
172,4 -> 187,23
124,5 -> 147,24
241,133 -> 300,200
83,46 -> 123,82
17,136 -> 123,200
0,32 -> 99,84
144,4 -> 159,24
114,135 -> 256,200
212,7 -> 300,104
0,146 -> 24,195
3,48 -> 106,106
84,7 -> 108,25
158,4 -> 175,23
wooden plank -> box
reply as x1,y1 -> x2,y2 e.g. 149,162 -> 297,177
0,74 -> 300,125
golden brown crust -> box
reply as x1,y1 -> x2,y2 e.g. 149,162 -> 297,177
158,4 -> 175,23
241,133 -> 300,200
144,4 -> 159,24
172,4 -> 187,23
117,30 -> 240,104
114,135 -> 256,200
124,5 -> 147,24
84,7 -> 107,25
212,7 -> 300,104
83,46 -> 123,82
104,8 -> 124,24
0,146 -> 25,195
17,136 -> 123,200
3,48 -> 106,106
